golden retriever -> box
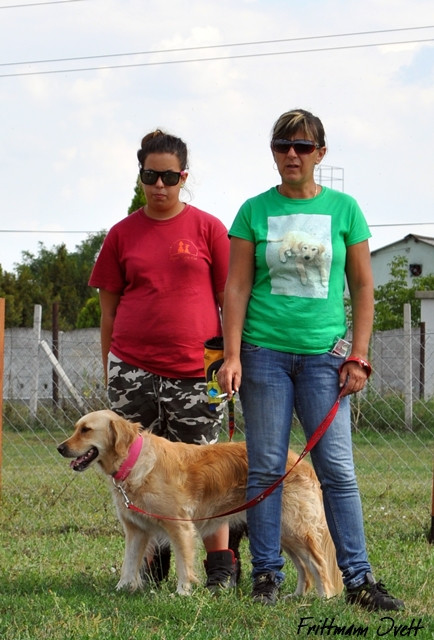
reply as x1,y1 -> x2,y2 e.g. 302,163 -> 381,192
57,409 -> 342,598
275,230 -> 328,286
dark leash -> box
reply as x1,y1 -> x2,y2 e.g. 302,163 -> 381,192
114,387 -> 347,522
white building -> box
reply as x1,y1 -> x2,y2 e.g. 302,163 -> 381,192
370,234 -> 434,287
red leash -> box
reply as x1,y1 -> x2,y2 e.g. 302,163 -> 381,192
114,388 -> 345,522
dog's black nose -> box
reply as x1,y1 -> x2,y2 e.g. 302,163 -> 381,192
57,443 -> 66,456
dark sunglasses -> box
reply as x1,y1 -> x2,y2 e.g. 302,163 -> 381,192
271,139 -> 320,155
140,169 -> 186,186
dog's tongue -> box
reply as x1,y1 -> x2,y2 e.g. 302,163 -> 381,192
70,456 -> 87,470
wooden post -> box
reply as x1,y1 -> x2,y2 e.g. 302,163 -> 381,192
430,471 -> 434,544
0,298 -> 5,494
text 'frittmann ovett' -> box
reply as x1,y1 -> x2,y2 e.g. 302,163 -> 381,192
296,616 -> 425,637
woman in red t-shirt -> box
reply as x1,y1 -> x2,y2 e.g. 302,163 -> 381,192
89,129 -> 236,590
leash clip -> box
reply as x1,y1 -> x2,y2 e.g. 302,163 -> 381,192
112,478 -> 131,508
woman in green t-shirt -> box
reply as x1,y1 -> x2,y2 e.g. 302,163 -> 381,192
217,108 -> 404,612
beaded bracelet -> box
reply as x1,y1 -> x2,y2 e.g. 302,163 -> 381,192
339,356 -> 372,378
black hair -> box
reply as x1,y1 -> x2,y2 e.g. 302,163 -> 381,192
137,129 -> 189,170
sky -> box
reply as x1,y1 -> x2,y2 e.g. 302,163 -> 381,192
1,0 -> 434,274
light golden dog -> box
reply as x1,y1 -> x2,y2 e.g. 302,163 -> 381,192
276,230 -> 328,286
57,409 -> 342,597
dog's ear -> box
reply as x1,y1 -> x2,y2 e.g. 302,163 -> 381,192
319,244 -> 325,254
110,417 -> 137,459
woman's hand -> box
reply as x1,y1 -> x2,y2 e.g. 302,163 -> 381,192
338,360 -> 369,396
217,356 -> 242,400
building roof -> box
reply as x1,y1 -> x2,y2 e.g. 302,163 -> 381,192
371,234 -> 434,255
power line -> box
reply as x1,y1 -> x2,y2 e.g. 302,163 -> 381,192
1,36 -> 434,78
369,223 -> 434,228
1,25 -> 433,68
0,0 -> 85,8
0,229 -> 100,233
1,222 -> 433,234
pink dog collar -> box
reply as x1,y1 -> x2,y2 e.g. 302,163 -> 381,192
113,434 -> 143,481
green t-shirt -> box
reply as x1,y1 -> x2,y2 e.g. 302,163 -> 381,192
229,186 -> 371,354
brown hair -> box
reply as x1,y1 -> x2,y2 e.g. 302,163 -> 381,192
137,129 -> 189,170
271,109 -> 326,147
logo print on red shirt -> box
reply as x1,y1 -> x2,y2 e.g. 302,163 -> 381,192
170,239 -> 198,260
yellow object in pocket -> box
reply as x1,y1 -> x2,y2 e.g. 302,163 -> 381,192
204,336 -> 224,409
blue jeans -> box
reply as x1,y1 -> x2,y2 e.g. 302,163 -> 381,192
240,343 -> 371,588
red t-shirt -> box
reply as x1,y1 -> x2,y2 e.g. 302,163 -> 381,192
89,205 -> 229,378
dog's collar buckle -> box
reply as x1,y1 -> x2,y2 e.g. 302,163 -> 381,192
113,478 -> 131,508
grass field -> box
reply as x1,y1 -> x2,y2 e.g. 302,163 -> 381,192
1,426 -> 433,640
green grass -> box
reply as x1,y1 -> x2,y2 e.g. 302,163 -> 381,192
1,428 -> 433,640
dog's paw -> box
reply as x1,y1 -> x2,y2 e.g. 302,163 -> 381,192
176,582 -> 192,596
116,577 -> 142,592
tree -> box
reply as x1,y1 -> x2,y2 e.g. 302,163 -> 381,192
0,232 -> 106,329
374,255 -> 434,330
128,175 -> 146,214
76,295 -> 101,328
0,175 -> 149,330
0,267 -> 27,327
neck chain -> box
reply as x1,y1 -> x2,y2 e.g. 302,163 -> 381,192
313,183 -> 318,198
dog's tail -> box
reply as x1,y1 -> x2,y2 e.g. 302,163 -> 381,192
320,524 -> 343,597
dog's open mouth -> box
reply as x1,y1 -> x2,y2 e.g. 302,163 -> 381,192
70,447 -> 99,471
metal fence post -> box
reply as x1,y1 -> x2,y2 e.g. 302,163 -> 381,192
30,304 -> 42,418
403,303 -> 413,431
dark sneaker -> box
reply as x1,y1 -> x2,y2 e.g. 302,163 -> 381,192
252,571 -> 280,606
346,572 -> 405,611
204,550 -> 238,592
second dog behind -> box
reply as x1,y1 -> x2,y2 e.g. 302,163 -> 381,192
57,410 -> 343,597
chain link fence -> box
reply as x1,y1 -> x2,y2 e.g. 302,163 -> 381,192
2,320 -> 433,545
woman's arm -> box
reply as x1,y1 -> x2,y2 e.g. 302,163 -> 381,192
99,288 -> 121,385
340,240 -> 374,395
216,291 -> 224,312
217,237 -> 255,398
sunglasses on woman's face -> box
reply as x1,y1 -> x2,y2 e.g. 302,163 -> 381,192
140,169 -> 186,186
271,139 -> 320,155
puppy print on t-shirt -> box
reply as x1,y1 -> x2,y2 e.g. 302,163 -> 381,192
266,215 -> 331,299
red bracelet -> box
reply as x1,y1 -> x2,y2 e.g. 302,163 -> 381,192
339,356 -> 372,378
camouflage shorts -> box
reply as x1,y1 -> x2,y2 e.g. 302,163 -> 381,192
107,353 -> 223,445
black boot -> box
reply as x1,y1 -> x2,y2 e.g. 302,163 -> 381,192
204,549 -> 238,592
140,544 -> 171,586
229,522 -> 248,584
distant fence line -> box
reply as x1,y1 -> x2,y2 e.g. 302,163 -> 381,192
2,323 -> 433,405
3,326 -> 103,403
